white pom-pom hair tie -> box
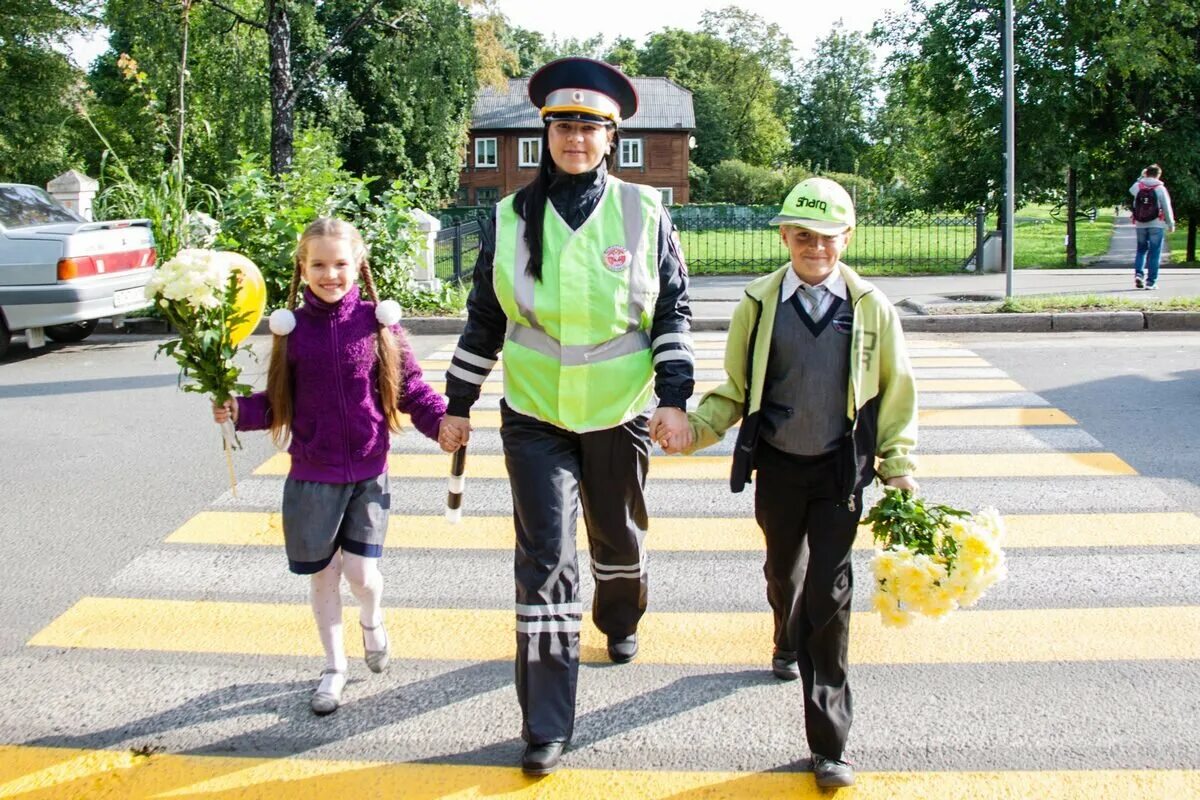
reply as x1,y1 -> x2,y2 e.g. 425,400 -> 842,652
268,308 -> 297,336
375,299 -> 402,326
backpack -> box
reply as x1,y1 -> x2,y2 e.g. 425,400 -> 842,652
1133,182 -> 1161,223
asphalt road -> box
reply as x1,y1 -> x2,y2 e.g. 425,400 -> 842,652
0,329 -> 1198,798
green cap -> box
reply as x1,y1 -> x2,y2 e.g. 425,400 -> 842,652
769,177 -> 856,234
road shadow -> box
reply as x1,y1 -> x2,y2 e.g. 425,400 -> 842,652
9,662 -> 514,799
0,372 -> 181,398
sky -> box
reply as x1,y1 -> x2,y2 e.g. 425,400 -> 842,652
66,0 -> 909,69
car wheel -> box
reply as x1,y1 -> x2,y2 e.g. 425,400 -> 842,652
45,319 -> 99,343
0,317 -> 9,359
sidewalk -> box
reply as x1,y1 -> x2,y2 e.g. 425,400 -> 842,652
1082,209 -> 1170,268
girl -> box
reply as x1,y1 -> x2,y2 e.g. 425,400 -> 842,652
213,217 -> 446,715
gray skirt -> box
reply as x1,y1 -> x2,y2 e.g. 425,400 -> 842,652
281,473 -> 390,574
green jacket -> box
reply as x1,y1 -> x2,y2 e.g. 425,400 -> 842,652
688,262 -> 918,495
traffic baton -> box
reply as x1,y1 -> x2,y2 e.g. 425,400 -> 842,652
445,445 -> 467,524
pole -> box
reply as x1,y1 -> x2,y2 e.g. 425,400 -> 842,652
1003,0 -> 1015,297
445,446 -> 467,523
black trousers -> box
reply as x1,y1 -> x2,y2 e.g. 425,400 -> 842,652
500,401 -> 650,744
754,441 -> 863,761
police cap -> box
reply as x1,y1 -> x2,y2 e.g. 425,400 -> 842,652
528,57 -> 638,127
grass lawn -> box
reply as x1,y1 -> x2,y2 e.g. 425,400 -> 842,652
932,295 -> 1200,314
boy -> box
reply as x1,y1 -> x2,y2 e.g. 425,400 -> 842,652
679,177 -> 918,788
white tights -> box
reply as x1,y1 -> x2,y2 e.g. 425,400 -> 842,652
309,550 -> 385,673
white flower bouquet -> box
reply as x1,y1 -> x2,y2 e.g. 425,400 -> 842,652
864,488 -> 1007,627
145,248 -> 265,491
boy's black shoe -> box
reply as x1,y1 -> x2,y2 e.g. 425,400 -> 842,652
771,651 -> 800,681
1135,276 -> 1144,289
607,633 -> 638,663
521,741 -> 566,776
812,754 -> 855,788
1146,282 -> 1157,290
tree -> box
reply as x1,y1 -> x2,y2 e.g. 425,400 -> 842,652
319,0 -> 476,205
93,0 -> 270,187
787,22 -> 877,176
0,1 -> 99,184
873,0 -> 1117,220
637,11 -> 792,170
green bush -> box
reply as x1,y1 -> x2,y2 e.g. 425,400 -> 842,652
356,179 -> 424,305
217,129 -> 372,306
216,130 -> 437,311
706,160 -> 788,205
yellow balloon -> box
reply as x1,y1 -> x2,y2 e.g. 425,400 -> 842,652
223,252 -> 267,346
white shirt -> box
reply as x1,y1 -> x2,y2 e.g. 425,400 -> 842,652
780,263 -> 848,319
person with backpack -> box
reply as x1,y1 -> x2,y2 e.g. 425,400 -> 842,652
1129,164 -> 1176,289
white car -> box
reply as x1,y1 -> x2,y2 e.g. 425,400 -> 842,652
0,183 -> 156,358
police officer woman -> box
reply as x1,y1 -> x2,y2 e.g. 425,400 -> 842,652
438,57 -> 694,775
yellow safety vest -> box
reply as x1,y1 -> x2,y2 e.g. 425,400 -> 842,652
493,177 -> 661,432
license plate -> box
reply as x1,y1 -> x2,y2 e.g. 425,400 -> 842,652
113,287 -> 145,308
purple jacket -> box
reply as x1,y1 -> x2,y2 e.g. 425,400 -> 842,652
237,286 -> 446,484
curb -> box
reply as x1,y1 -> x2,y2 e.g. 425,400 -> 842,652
97,310 -> 1200,337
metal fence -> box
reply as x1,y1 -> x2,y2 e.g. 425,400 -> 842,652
434,214 -> 487,283
671,205 -> 983,273
434,204 -> 987,277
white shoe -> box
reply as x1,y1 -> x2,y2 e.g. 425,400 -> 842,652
310,669 -> 346,716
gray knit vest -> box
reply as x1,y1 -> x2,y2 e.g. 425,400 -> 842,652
760,293 -> 853,456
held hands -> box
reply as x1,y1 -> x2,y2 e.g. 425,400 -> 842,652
884,475 -> 919,492
212,399 -> 238,425
650,406 -> 692,455
438,415 -> 471,453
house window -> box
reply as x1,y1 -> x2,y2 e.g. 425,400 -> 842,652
475,138 -> 497,168
476,187 -> 500,206
518,137 -> 542,167
454,185 -> 470,206
657,187 -> 674,206
620,138 -> 643,168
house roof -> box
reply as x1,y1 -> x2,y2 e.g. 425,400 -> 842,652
473,77 -> 695,131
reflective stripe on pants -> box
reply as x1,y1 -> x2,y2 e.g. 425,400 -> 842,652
500,400 -> 650,744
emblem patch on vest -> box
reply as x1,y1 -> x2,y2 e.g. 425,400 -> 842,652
831,314 -> 854,334
604,245 -> 631,271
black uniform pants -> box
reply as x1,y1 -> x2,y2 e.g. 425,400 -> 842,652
500,401 -> 650,745
754,441 -> 863,761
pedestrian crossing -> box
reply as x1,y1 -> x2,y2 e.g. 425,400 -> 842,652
10,330 -> 1200,797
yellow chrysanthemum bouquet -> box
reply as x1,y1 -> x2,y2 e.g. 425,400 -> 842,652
864,488 -> 1007,627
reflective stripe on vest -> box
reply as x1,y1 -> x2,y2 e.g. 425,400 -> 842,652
493,178 -> 660,432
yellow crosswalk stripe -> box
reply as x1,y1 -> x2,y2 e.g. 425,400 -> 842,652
254,452 -> 1136,479
461,378 -> 1023,395
1,745 -> 1197,799
29,599 -> 1200,664
455,407 -> 1075,429
166,511 -> 1200,551
919,408 -> 1075,426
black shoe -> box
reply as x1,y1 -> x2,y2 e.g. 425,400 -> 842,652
812,754 -> 855,788
521,741 -> 566,776
607,633 -> 638,663
771,652 -> 800,681
1135,276 -> 1144,289
1146,282 -> 1157,290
